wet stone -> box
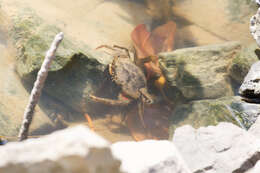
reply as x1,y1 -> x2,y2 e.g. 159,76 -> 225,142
159,42 -> 241,101
169,96 -> 260,139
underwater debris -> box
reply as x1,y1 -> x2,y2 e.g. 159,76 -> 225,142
18,32 -> 64,141
131,21 -> 176,104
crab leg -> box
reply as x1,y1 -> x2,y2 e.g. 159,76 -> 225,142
84,113 -> 94,130
138,100 -> 146,128
89,94 -> 131,106
96,45 -> 117,51
113,45 -> 131,58
96,44 -> 131,59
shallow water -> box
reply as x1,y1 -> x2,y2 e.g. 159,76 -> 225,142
0,0 -> 257,142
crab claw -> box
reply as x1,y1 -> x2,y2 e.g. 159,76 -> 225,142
84,113 -> 94,130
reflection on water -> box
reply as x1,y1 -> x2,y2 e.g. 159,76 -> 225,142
0,0 -> 258,142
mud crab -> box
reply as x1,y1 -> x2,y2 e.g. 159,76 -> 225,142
89,45 -> 154,128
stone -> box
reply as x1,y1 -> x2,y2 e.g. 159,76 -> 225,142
173,123 -> 260,173
0,27 -> 55,137
239,60 -> 260,99
159,42 -> 241,101
111,140 -> 191,173
0,125 -> 121,173
248,160 -> 260,173
228,43 -> 259,83
0,2 -> 114,115
250,7 -> 260,47
169,96 -> 260,139
0,125 -> 192,173
249,116 -> 260,138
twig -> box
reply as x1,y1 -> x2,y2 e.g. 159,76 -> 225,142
18,32 -> 64,141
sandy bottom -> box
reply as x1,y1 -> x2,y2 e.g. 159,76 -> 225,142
75,115 -> 133,143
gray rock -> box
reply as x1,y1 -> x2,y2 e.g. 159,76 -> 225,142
111,140 -> 191,173
173,123 -> 260,173
0,125 -> 121,173
1,4 -> 113,114
249,116 -> 260,138
0,125 -> 192,173
159,42 -> 241,101
169,96 -> 260,139
247,160 -> 260,173
239,60 -> 260,99
228,43 -> 259,83
0,25 -> 55,137
250,7 -> 260,47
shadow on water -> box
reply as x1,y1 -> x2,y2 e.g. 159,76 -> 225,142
106,0 -> 197,49
161,58 -> 203,102
22,53 -> 105,119
20,51 -> 133,139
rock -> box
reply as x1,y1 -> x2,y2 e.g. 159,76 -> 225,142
239,60 -> 260,100
159,42 -> 241,101
173,123 -> 260,173
249,116 -> 260,138
169,96 -> 260,139
0,125 -> 192,173
0,125 -> 121,173
248,161 -> 260,173
250,7 -> 260,47
0,3 -> 114,114
0,28 -> 55,137
111,140 -> 191,173
228,43 -> 259,83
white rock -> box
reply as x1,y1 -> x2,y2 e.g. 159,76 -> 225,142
0,125 -> 121,173
249,116 -> 260,138
111,140 -> 191,173
247,160 -> 260,173
173,123 -> 260,173
250,8 -> 260,47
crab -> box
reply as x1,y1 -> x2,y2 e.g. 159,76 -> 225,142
89,45 -> 154,128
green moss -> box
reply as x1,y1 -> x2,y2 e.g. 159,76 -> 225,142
181,71 -> 201,86
229,45 -> 258,83
169,98 -> 245,139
